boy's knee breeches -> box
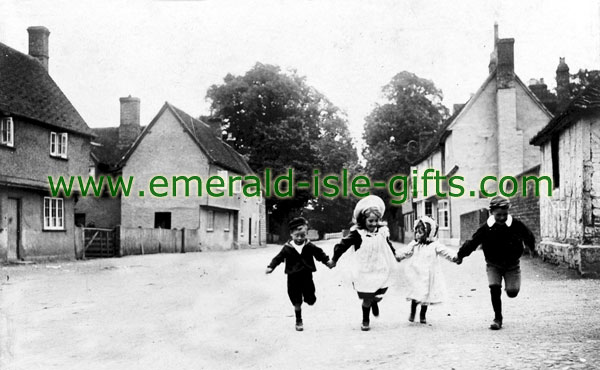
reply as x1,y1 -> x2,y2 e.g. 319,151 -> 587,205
287,271 -> 316,306
486,263 -> 521,297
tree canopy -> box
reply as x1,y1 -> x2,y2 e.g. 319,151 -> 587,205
363,71 -> 448,179
362,71 -> 448,239
569,69 -> 600,98
206,63 -> 358,237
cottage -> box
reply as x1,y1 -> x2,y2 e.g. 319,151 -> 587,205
531,81 -> 600,276
0,27 -> 94,262
404,26 -> 554,246
76,99 -> 266,251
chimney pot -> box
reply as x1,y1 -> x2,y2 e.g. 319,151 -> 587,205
27,26 -> 50,72
556,57 -> 571,112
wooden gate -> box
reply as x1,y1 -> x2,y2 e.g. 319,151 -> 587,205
83,227 -> 116,258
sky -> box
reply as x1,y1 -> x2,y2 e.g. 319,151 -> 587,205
1,0 -> 599,150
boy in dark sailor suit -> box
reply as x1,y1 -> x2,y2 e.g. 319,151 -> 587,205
266,217 -> 334,331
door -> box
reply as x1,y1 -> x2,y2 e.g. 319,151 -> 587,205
232,212 -> 238,244
248,217 -> 252,245
7,198 -> 21,261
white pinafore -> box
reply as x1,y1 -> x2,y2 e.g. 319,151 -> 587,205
350,227 -> 396,293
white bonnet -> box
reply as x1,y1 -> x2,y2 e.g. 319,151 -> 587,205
352,195 -> 385,222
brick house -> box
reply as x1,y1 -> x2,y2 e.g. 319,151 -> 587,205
76,99 -> 266,250
0,27 -> 94,262
530,81 -> 600,276
404,26 -> 553,246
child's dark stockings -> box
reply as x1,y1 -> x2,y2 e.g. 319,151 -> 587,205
294,304 -> 302,324
490,285 -> 502,321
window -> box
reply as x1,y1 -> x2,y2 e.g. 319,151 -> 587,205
74,213 -> 86,227
551,135 -> 560,189
217,170 -> 228,193
50,132 -> 68,158
154,212 -> 171,229
438,200 -> 449,229
207,210 -> 215,231
224,212 -> 231,232
44,197 -> 64,230
1,117 -> 14,147
404,212 -> 414,232
240,216 -> 244,236
234,178 -> 242,194
424,201 -> 433,218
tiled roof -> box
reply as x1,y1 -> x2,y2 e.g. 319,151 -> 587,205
0,42 -> 93,137
90,127 -> 120,168
119,102 -> 254,175
531,81 -> 600,145
409,105 -> 463,166
168,104 -> 253,175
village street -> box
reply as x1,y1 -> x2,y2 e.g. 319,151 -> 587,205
0,241 -> 599,370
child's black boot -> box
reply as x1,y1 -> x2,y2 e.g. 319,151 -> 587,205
361,305 -> 370,331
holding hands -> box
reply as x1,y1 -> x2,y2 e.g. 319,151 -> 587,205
453,256 -> 463,265
327,260 -> 336,269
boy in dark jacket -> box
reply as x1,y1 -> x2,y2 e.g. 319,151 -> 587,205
456,196 -> 535,330
266,217 -> 333,331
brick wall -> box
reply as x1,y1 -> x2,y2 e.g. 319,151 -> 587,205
510,166 -> 541,244
460,208 -> 488,245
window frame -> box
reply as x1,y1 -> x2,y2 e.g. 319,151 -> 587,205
0,117 -> 14,147
207,210 -> 215,232
50,132 -> 68,158
217,170 -> 228,193
43,197 -> 65,231
438,200 -> 449,230
424,201 -> 433,218
224,212 -> 231,232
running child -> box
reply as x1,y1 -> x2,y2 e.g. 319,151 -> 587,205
266,217 -> 334,331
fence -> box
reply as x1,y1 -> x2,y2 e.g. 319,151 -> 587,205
118,226 -> 203,256
78,227 -> 116,259
323,231 -> 344,240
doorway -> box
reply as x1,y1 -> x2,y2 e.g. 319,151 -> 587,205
248,217 -> 252,245
7,198 -> 21,261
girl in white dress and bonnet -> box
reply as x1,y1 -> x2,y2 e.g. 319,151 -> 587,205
330,195 -> 397,331
396,216 -> 458,324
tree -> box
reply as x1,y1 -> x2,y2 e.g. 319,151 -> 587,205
569,69 -> 600,98
206,63 -> 358,239
362,71 -> 449,240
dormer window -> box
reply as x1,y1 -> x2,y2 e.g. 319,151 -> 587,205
50,132 -> 68,158
0,117 -> 13,147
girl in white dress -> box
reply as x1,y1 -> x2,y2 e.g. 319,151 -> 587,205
331,195 -> 397,331
396,216 -> 458,324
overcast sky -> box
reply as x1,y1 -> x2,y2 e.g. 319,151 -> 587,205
1,0 -> 599,148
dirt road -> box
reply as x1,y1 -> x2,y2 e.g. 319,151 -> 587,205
1,241 -> 599,369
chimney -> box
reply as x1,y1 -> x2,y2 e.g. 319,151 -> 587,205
27,26 -> 50,72
556,57 -> 570,112
488,23 -> 499,74
496,38 -> 515,88
118,96 -> 141,151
